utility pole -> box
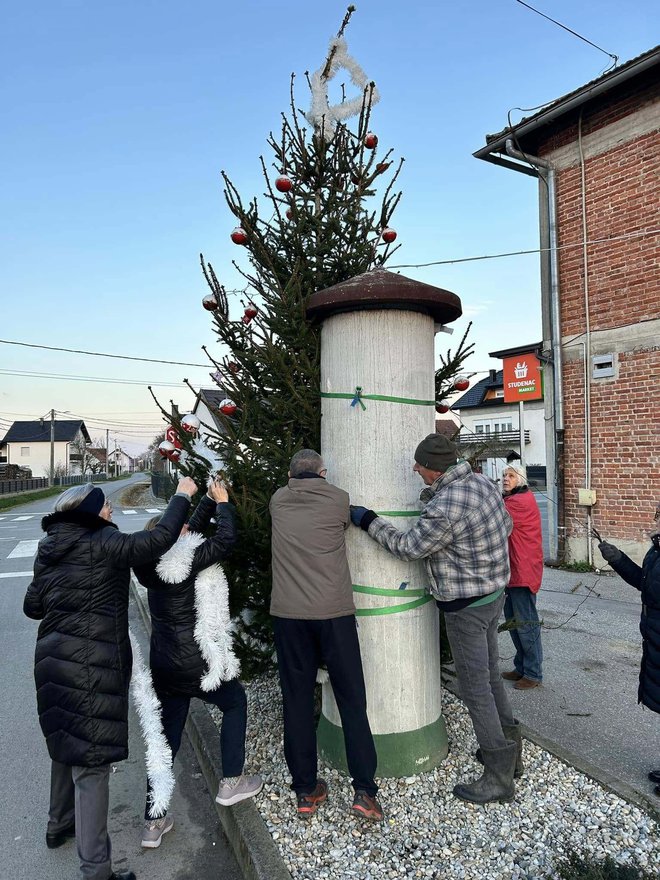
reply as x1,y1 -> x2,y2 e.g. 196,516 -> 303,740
114,438 -> 118,478
105,429 -> 110,479
49,409 -> 55,488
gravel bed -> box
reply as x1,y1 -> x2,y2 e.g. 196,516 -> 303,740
210,673 -> 659,880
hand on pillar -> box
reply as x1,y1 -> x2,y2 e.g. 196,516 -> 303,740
350,505 -> 378,531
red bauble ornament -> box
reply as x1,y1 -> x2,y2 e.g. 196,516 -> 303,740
275,175 -> 293,193
244,302 -> 258,319
219,398 -> 237,416
382,228 -> 397,243
202,294 -> 218,311
286,208 -> 293,219
168,448 -> 182,463
158,440 -> 175,458
230,227 -> 248,245
435,403 -> 450,414
364,131 -> 378,149
454,376 -> 470,391
227,361 -> 240,374
181,413 -> 201,434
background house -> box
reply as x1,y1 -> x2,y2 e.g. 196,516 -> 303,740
475,45 -> 659,563
453,366 -> 546,486
0,419 -> 91,478
192,387 -> 228,434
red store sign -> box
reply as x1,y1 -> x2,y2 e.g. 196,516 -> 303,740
502,353 -> 543,403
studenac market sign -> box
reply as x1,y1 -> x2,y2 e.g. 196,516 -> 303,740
502,353 -> 543,402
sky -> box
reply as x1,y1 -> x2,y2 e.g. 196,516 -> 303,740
1,0 -> 658,455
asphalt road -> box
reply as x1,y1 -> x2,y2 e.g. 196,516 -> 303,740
0,476 -> 241,880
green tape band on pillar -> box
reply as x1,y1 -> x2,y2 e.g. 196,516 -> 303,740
355,595 -> 433,616
353,584 -> 427,597
375,510 -> 420,517
321,391 -> 435,407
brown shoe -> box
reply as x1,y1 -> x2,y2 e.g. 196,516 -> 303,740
501,670 -> 523,681
514,677 -> 541,690
296,779 -> 328,816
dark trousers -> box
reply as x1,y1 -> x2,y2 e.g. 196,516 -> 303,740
49,760 -> 112,880
504,586 -> 543,682
145,677 -> 247,818
272,615 -> 378,797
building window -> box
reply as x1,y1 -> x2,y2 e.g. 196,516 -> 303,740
21,447 -> 30,457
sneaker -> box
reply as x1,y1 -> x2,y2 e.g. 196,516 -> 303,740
215,774 -> 263,806
501,670 -> 523,681
351,790 -> 384,821
296,779 -> 328,816
141,813 -> 174,848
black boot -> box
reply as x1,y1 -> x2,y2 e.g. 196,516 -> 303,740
110,872 -> 136,880
648,769 -> 660,784
454,741 -> 517,804
46,823 -> 75,849
476,720 -> 524,778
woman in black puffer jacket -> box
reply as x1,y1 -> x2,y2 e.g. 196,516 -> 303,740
599,500 -> 660,797
133,479 -> 262,850
23,478 -> 196,880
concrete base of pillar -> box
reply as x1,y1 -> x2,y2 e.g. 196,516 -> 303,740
317,712 -> 448,778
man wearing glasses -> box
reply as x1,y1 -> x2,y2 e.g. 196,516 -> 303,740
269,449 -> 382,821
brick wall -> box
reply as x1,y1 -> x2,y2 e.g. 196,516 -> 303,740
535,92 -> 660,555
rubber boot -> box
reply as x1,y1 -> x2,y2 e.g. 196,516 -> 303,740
453,741 -> 517,804
475,720 -> 524,778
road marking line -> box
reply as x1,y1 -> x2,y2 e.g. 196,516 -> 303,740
122,510 -> 137,515
11,516 -> 34,521
0,571 -> 32,579
145,509 -> 161,513
8,540 -> 40,559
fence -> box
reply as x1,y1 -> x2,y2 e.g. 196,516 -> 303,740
0,472 -> 109,496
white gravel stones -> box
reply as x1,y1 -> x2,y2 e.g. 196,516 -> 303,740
209,674 -> 660,879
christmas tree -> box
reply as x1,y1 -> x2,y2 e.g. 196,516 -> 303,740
155,8 -> 473,674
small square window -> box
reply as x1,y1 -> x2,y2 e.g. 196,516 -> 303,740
20,447 -> 30,457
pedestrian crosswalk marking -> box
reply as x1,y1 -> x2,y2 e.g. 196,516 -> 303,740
0,571 -> 33,579
7,540 -> 39,559
11,516 -> 34,522
123,510 -> 137,515
145,509 -> 161,513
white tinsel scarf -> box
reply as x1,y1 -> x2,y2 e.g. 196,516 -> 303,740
129,630 -> 175,818
156,531 -> 240,690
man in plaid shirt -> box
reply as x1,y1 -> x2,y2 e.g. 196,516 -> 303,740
351,433 -> 522,805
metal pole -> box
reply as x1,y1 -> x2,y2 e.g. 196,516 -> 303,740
49,409 -> 55,487
519,400 -> 526,469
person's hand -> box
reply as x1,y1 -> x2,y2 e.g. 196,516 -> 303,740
350,505 -> 369,527
208,478 -> 229,504
177,476 -> 198,497
599,542 -> 621,564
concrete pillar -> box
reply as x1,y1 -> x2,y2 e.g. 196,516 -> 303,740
307,269 -> 462,778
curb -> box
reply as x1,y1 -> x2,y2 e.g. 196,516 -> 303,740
441,669 -> 660,822
131,577 -> 292,880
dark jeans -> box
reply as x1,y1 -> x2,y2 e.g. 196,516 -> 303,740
444,594 -> 515,750
145,677 -> 247,819
49,760 -> 112,880
504,587 -> 543,682
272,615 -> 378,797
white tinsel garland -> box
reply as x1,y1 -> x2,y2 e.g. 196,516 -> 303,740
128,629 -> 175,819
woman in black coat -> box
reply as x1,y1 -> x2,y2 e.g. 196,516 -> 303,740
134,478 -> 262,850
599,501 -> 660,796
23,477 -> 197,880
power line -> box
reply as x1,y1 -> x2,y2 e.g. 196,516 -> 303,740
0,338 -> 209,368
0,368 -> 185,388
515,0 -> 618,69
390,227 -> 659,270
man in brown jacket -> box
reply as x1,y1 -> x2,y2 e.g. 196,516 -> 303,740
270,449 -> 381,820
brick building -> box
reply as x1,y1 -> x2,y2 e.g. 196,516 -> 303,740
475,46 -> 659,564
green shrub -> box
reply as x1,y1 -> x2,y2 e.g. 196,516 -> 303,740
556,850 -> 655,880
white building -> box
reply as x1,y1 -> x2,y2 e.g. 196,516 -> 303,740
0,419 -> 91,477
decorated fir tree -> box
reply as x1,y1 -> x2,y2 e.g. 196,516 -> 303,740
156,8 -> 473,674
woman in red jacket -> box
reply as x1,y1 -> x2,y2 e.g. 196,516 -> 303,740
500,465 -> 544,690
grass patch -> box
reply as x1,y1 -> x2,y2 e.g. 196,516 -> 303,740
556,851 -> 655,879
0,487 -> 63,511
560,560 -> 597,572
